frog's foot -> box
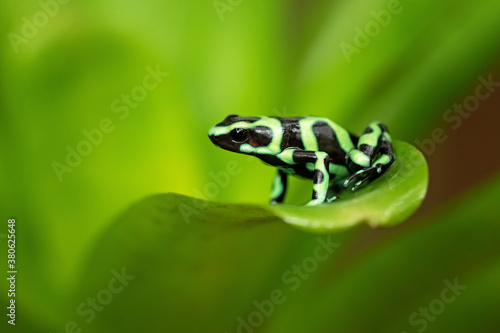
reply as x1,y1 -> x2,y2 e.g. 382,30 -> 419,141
343,166 -> 380,191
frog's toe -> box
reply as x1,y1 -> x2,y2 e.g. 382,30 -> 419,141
343,168 -> 370,187
327,195 -> 340,203
351,176 -> 372,191
343,170 -> 364,187
344,167 -> 378,190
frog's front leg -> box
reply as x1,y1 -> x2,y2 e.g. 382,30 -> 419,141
345,122 -> 395,190
270,169 -> 287,204
277,148 -> 331,206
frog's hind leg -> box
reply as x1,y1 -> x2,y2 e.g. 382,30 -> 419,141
366,123 -> 394,173
344,122 -> 395,189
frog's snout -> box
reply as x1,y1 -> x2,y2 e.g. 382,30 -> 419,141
208,132 -> 219,145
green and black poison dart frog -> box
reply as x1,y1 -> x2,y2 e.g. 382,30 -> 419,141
208,115 -> 395,206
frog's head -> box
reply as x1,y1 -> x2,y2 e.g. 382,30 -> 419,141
208,114 -> 280,155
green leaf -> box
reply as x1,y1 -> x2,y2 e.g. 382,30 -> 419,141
73,140 -> 426,332
165,140 -> 427,233
76,148 -> 500,333
112,140 -> 426,236
73,190 -> 327,333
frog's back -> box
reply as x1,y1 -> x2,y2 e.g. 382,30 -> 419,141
278,116 -> 358,165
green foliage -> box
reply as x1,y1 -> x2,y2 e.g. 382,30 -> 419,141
76,176 -> 500,333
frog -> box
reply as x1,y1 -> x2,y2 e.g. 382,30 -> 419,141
208,115 -> 395,206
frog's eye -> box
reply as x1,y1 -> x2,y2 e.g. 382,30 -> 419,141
230,128 -> 248,142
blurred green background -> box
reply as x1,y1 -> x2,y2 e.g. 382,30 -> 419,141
1,0 -> 500,332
